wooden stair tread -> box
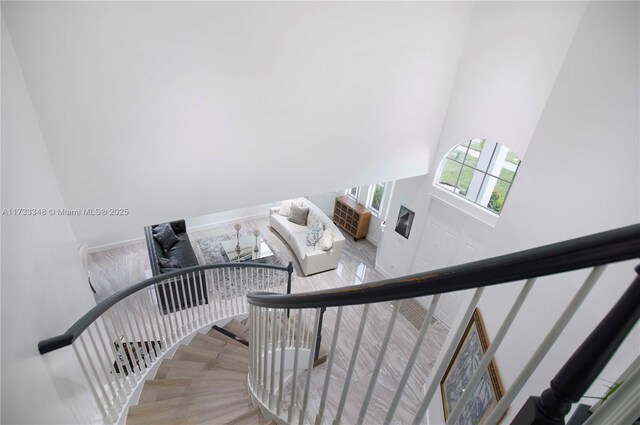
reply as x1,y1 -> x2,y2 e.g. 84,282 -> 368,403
207,328 -> 251,348
128,387 -> 248,415
223,319 -> 251,341
128,324 -> 263,425
193,332 -> 249,353
137,381 -> 248,404
128,395 -> 254,425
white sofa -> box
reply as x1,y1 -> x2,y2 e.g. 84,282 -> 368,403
270,198 -> 345,276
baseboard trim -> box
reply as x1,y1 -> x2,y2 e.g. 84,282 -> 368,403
87,211 -> 269,254
88,236 -> 145,254
375,264 -> 393,279
186,211 -> 268,233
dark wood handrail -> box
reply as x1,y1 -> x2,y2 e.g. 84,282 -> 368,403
247,224 -> 640,309
38,262 -> 292,354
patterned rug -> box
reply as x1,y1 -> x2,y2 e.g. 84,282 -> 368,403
196,233 -> 287,298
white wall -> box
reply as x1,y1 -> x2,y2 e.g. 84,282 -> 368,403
477,2 -> 639,421
436,1 -> 586,159
376,0 -> 587,322
1,16 -> 99,424
2,1 -> 473,248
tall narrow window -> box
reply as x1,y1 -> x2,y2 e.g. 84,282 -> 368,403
367,182 -> 386,216
346,187 -> 360,201
436,139 -> 521,214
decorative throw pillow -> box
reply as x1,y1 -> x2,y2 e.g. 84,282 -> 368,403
316,229 -> 333,251
279,200 -> 293,217
153,223 -> 168,233
158,257 -> 182,269
153,224 -> 180,251
306,222 -> 325,246
288,204 -> 309,226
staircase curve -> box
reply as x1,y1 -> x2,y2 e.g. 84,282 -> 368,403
38,224 -> 640,425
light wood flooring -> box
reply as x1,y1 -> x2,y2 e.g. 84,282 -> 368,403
89,216 -> 449,424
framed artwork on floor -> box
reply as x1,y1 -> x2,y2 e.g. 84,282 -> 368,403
395,205 -> 415,239
440,309 -> 505,425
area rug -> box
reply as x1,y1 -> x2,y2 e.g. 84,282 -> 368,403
196,233 -> 287,299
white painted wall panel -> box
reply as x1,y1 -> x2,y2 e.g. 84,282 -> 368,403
2,2 -> 473,247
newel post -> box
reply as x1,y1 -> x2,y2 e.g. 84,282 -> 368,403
511,264 -> 640,425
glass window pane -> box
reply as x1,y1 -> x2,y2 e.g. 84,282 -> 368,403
496,162 -> 518,183
438,159 -> 462,190
505,150 -> 521,167
463,149 -> 480,169
457,165 -> 475,197
436,141 -> 520,215
447,144 -> 468,162
479,176 -> 510,213
371,184 -> 384,212
468,139 -> 485,154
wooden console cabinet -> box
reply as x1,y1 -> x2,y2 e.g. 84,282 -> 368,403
333,195 -> 371,241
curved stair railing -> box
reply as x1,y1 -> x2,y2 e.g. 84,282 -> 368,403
38,262 -> 293,423
247,224 -> 640,425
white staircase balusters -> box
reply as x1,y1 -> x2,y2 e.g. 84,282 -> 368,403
315,306 -> 344,425
86,325 -> 123,411
288,310 -> 304,423
445,278 -> 535,425
299,308 -> 322,425
414,288 -> 485,424
384,294 -> 441,425
73,340 -> 112,422
484,266 -> 605,425
278,308 -> 288,416
333,304 -> 370,425
269,308 -> 278,409
357,301 -> 401,425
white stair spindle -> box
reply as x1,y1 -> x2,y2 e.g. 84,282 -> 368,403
133,296 -> 156,362
269,307 -> 278,409
98,316 -> 133,394
78,334 -> 117,420
277,308 -> 288,416
103,313 -> 136,388
582,352 -> 640,425
333,304 -> 371,425
113,304 -> 142,377
186,272 -> 197,327
143,288 -> 165,354
446,279 -> 535,425
178,274 -> 192,332
168,277 -> 182,338
413,289 -> 484,425
315,306 -> 344,425
158,281 -> 175,344
385,295 -> 441,425
87,325 -> 123,410
262,307 -> 269,402
299,308 -> 322,425
73,341 -> 111,422
123,298 -> 151,368
357,301 -> 402,425
484,266 -> 605,425
288,310 -> 304,423
607,388 -> 640,425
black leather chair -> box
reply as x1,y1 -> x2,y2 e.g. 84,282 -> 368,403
144,220 -> 208,314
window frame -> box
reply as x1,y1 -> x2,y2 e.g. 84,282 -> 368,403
366,182 -> 387,217
345,186 -> 360,201
435,140 -> 521,215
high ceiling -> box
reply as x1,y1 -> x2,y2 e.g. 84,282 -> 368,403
2,2 -> 585,246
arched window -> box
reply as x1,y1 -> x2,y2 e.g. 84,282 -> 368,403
435,139 -> 521,214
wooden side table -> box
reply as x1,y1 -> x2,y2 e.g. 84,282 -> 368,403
333,195 -> 371,241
